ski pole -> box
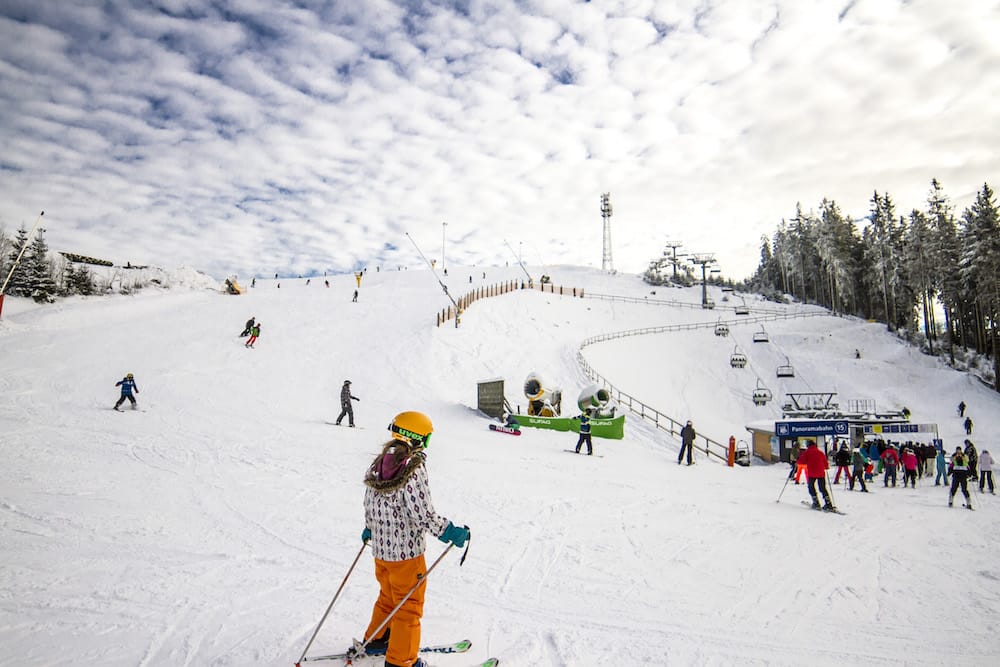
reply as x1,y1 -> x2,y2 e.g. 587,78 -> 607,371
776,472 -> 792,503
351,544 -> 455,660
296,540 -> 369,666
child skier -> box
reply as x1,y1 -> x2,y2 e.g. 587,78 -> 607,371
245,322 -> 260,348
352,411 -> 469,667
113,373 -> 139,411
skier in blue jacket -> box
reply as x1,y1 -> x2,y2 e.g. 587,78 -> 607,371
114,373 -> 139,411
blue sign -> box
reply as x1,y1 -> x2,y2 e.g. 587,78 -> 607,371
775,420 -> 850,438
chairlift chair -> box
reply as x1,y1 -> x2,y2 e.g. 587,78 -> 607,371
752,326 -> 769,343
776,356 -> 795,378
730,345 -> 748,369
714,319 -> 730,337
734,299 -> 750,315
752,379 -> 772,406
702,299 -> 716,310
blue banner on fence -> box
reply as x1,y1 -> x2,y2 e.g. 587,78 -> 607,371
775,420 -> 850,438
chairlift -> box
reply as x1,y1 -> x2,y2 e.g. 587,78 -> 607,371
714,319 -> 730,337
752,379 -> 773,406
730,345 -> 748,369
721,286 -> 735,293
702,299 -> 716,310
752,326 -> 769,343
734,298 -> 750,315
776,355 -> 795,378
734,440 -> 751,466
721,295 -> 729,302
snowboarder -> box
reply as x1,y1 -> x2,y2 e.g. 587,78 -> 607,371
113,373 -> 139,411
833,442 -> 852,484
964,416 -> 973,435
678,420 -> 696,465
958,400 -> 966,417
947,447 -> 973,509
799,440 -> 835,510
573,408 -> 594,455
881,444 -> 900,487
335,380 -> 359,426
900,447 -> 919,488
240,316 -> 255,337
979,449 -> 994,494
355,411 -> 469,667
849,447 -> 869,492
245,322 -> 260,348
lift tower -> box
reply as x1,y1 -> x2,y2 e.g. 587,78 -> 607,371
600,192 -> 613,272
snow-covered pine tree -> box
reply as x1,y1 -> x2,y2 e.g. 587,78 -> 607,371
25,228 -> 57,302
5,225 -> 32,297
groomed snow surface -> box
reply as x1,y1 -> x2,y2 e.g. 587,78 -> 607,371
1,265 -> 998,667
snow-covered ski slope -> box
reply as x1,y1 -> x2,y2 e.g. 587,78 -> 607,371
1,265 -> 998,667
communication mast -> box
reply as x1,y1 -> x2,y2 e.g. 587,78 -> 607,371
600,193 -> 613,272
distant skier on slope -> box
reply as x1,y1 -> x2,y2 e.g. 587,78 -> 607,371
113,373 -> 139,411
678,420 -> 696,465
573,408 -> 594,455
799,440 -> 835,511
352,411 -> 470,667
335,380 -> 359,427
245,322 -> 260,348
240,316 -> 255,337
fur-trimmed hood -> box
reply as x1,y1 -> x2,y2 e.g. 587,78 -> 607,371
364,441 -> 426,493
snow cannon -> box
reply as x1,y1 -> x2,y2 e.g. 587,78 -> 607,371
577,383 -> 616,418
523,372 -> 562,417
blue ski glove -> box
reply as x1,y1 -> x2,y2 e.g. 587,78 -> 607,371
438,521 -> 470,548
361,527 -> 371,543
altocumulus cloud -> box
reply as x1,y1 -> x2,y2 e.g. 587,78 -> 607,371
0,0 -> 997,280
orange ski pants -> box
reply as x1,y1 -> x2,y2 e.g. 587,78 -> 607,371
365,554 -> 427,667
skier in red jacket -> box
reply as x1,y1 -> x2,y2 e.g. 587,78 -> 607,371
881,444 -> 900,487
798,440 -> 836,511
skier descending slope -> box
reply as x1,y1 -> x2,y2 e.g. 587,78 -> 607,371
355,411 -> 471,667
947,446 -> 974,510
113,373 -> 139,411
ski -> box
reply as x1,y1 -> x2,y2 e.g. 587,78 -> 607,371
563,449 -> 603,458
489,424 -> 521,436
800,500 -> 845,515
305,639 -> 472,663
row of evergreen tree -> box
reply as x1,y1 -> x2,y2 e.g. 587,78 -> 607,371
1,225 -> 97,302
747,179 -> 999,391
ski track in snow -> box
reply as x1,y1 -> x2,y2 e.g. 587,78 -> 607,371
1,266 -> 999,666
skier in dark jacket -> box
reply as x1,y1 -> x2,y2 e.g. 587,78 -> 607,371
335,380 -> 359,426
964,439 -> 979,481
113,373 -> 139,411
964,416 -> 973,435
849,447 -> 869,492
833,443 -> 852,484
678,420 -> 696,465
573,409 -> 594,455
240,316 -> 255,337
948,447 -> 973,509
799,440 -> 835,510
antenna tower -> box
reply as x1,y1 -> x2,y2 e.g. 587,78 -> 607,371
600,192 -> 613,272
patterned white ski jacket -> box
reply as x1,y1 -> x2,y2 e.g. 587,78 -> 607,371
364,448 -> 450,562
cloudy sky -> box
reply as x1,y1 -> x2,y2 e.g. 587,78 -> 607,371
1,0 -> 998,280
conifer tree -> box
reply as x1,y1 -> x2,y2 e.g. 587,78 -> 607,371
25,228 -> 56,302
5,225 -> 32,297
